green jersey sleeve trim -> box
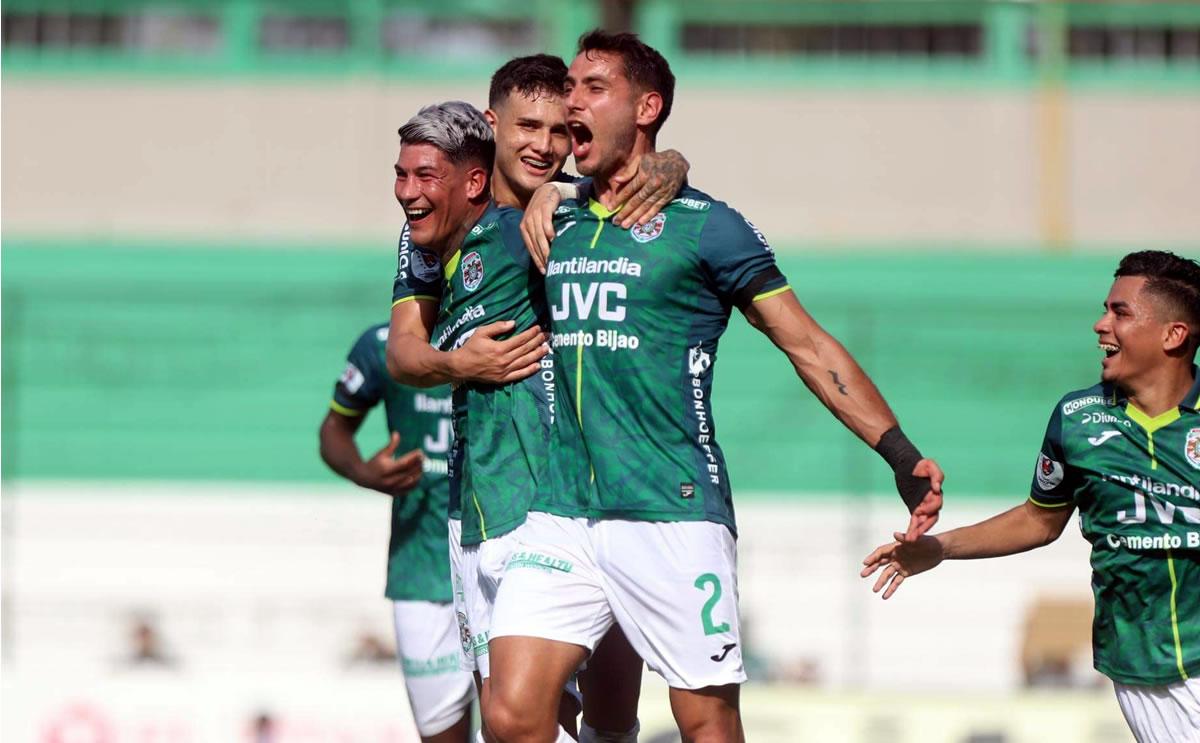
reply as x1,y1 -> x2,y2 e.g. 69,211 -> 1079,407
753,285 -> 791,303
1028,495 -> 1072,509
1167,550 -> 1190,681
392,295 -> 438,307
330,400 -> 366,417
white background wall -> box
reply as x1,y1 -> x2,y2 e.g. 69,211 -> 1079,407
4,81 -> 1198,247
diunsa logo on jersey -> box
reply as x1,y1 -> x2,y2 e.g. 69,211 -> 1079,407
688,345 -> 712,377
1035,453 -> 1064,490
630,213 -> 665,243
462,251 -> 484,292
412,250 -> 441,282
1186,428 -> 1200,469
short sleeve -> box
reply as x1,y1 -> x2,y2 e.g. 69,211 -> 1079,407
1028,403 -> 1076,509
331,326 -> 387,416
392,222 -> 444,306
698,205 -> 790,310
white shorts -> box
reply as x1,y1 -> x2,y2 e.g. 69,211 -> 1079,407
453,520 -> 524,679
491,513 -> 745,690
1115,677 -> 1200,742
392,600 -> 476,737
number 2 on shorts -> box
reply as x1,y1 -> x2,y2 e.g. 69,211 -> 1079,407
694,573 -> 730,636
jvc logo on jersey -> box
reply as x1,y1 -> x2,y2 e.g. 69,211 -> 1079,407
423,419 -> 453,454
1088,431 -> 1122,447
551,282 -> 627,322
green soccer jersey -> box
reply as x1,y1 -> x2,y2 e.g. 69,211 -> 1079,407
332,323 -> 454,603
393,203 -> 590,546
1030,369 -> 1200,685
540,186 -> 790,535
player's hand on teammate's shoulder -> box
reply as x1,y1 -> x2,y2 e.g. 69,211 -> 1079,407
901,458 -> 945,542
860,533 -> 946,600
520,184 -> 562,274
615,148 -> 690,229
358,432 -> 425,497
450,320 -> 547,385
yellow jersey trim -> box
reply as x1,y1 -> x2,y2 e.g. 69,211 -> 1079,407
1126,404 -> 1181,469
392,295 -> 437,307
443,249 -> 462,281
588,199 -> 622,220
330,400 -> 365,417
1028,495 -> 1071,509
753,285 -> 792,303
1167,550 -> 1189,681
471,491 -> 488,541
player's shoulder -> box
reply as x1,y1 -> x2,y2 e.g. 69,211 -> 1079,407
466,202 -> 524,251
676,185 -> 772,252
352,322 -> 390,351
1054,382 -> 1118,419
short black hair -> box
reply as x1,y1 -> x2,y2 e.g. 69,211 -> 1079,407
488,54 -> 567,109
1115,250 -> 1200,352
577,29 -> 675,137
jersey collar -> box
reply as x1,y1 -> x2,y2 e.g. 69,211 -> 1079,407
588,199 -> 623,221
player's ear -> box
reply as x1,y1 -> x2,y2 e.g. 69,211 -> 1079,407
465,165 -> 489,201
1162,320 -> 1192,354
635,91 -> 663,131
484,108 -> 498,132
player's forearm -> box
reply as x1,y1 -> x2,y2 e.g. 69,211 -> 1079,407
937,502 -> 1064,560
319,423 -> 370,487
789,332 -> 898,447
386,333 -> 459,387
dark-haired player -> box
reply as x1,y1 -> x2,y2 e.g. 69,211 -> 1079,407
863,251 -> 1200,742
319,325 -> 470,743
487,30 -> 944,743
387,74 -> 686,738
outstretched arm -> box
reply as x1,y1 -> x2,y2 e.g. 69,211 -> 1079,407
742,291 -> 945,539
861,500 -> 1075,598
318,411 -> 424,497
386,299 -> 547,387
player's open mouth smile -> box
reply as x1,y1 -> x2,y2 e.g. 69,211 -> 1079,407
568,121 -> 593,160
520,156 -> 552,175
405,207 -> 433,224
1099,342 -> 1120,364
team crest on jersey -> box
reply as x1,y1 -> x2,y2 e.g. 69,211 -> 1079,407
630,213 -> 666,243
412,249 -> 441,282
339,362 -> 365,395
461,251 -> 484,292
1186,428 -> 1200,469
1035,453 -> 1064,490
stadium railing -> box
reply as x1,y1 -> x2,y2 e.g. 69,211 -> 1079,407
2,0 -> 1197,88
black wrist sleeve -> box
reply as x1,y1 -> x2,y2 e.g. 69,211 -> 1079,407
875,426 -> 929,513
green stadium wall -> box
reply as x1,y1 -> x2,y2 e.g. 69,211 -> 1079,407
2,241 -> 1133,498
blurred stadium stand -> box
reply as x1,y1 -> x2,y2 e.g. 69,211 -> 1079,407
2,2 -> 1197,741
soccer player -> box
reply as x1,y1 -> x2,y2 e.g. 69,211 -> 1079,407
485,30 -> 945,743
862,251 -> 1200,742
319,323 -> 473,743
387,75 -> 685,739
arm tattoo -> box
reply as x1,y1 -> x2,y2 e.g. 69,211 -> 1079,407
828,370 -> 849,396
